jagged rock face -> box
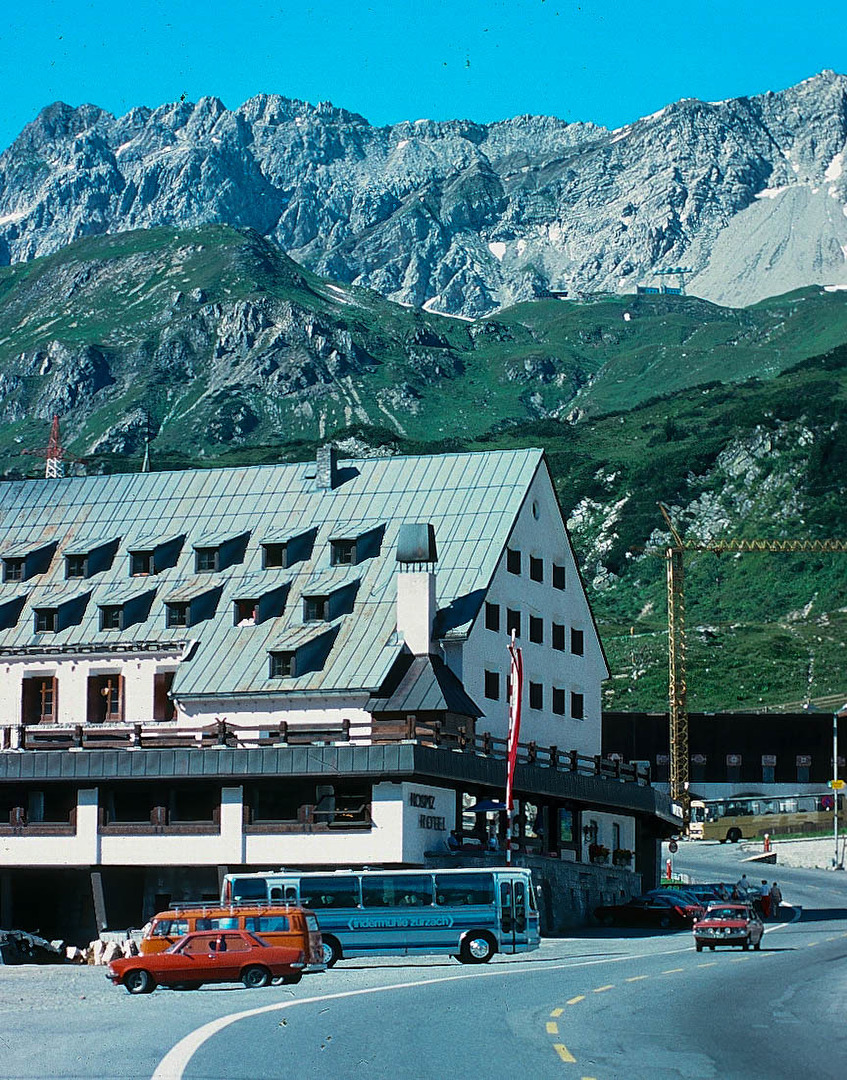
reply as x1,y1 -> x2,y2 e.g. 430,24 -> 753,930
3,72 -> 847,316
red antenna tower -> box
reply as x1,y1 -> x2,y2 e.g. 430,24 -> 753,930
22,415 -> 78,479
45,415 -> 64,479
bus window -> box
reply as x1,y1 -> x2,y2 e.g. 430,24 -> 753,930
513,881 -> 527,932
361,874 -> 434,908
500,882 -> 513,933
298,876 -> 360,909
434,873 -> 494,906
231,877 -> 269,903
152,918 -> 188,938
244,915 -> 291,932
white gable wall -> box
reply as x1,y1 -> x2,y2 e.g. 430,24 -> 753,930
459,462 -> 606,757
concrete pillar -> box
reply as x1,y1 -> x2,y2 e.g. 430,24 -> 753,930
77,788 -> 100,866
0,872 -> 12,929
220,786 -> 244,864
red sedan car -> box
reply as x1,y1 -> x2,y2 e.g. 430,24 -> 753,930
107,930 -> 306,993
693,903 -> 764,952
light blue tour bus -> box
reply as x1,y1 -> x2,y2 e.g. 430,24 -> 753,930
220,866 -> 540,967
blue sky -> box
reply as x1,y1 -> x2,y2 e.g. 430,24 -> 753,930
1,0 -> 845,151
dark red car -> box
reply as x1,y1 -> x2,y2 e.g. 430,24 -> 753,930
107,930 -> 306,993
693,903 -> 764,952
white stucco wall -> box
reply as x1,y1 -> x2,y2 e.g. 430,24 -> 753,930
0,654 -> 180,725
581,810 -> 636,861
459,463 -> 606,757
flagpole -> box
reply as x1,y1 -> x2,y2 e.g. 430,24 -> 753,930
506,631 -> 523,865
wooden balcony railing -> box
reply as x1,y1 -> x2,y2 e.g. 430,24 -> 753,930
0,717 -> 651,786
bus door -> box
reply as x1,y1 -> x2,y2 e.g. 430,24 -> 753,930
498,877 -> 529,953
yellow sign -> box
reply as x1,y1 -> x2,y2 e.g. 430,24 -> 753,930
828,779 -> 846,790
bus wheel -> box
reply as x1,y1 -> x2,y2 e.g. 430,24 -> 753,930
321,936 -> 342,968
459,932 -> 496,964
727,828 -> 742,844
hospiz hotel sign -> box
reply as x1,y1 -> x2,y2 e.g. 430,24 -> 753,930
409,790 -> 448,833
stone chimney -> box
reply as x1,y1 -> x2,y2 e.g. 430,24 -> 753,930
396,572 -> 436,656
315,445 -> 338,491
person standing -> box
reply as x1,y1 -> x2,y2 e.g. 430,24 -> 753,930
735,873 -> 750,900
759,880 -> 771,919
769,881 -> 783,919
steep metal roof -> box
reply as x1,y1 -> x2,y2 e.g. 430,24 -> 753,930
366,654 -> 484,718
0,448 -> 544,698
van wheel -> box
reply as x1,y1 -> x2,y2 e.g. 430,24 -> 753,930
124,969 -> 155,995
242,965 -> 271,989
695,942 -> 703,952
459,932 -> 496,964
321,937 -> 342,968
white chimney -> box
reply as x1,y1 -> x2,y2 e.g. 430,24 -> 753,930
396,572 -> 436,656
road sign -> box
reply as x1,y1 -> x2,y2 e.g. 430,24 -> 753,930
828,779 -> 845,790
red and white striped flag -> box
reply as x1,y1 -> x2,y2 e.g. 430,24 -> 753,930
506,635 -> 523,812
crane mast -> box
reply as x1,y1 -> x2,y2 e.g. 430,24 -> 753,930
657,503 -> 847,830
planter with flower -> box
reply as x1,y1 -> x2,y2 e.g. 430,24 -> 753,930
588,843 -> 610,865
612,848 -> 633,868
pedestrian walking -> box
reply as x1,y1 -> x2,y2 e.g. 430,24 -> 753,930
759,880 -> 771,919
769,881 -> 783,919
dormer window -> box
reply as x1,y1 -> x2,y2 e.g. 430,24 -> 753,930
34,608 -> 58,633
66,554 -> 88,579
166,602 -> 189,628
269,651 -> 295,678
3,558 -> 23,583
262,543 -> 286,569
100,605 -> 123,631
304,595 -> 329,622
234,598 -> 258,627
131,551 -> 154,576
128,534 -> 185,577
330,539 -> 356,566
195,547 -> 219,573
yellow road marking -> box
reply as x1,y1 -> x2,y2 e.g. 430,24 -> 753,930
567,995 -> 585,1005
662,968 -> 684,974
593,984 -> 614,993
550,1007 -> 564,1017
554,1044 -> 577,1064
625,975 -> 649,982
730,956 -> 750,962
808,942 -> 818,947
546,1021 -> 559,1035
697,962 -> 717,968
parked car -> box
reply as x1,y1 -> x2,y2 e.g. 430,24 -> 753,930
140,904 -> 325,973
646,888 -> 705,907
678,883 -> 734,903
594,893 -> 703,929
693,903 -> 764,952
107,930 -> 306,993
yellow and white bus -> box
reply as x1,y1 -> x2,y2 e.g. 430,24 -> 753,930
689,792 -> 845,843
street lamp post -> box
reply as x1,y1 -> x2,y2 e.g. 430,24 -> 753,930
834,706 -> 847,870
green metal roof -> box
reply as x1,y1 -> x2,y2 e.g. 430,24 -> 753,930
0,448 -> 545,698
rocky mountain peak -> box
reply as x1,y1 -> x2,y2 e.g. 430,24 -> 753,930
1,73 -> 847,315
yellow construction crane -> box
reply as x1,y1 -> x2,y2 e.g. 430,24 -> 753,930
657,503 -> 847,827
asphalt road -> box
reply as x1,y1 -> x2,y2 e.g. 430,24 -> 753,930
2,843 -> 846,1080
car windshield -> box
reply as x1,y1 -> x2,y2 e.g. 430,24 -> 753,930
706,907 -> 747,920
